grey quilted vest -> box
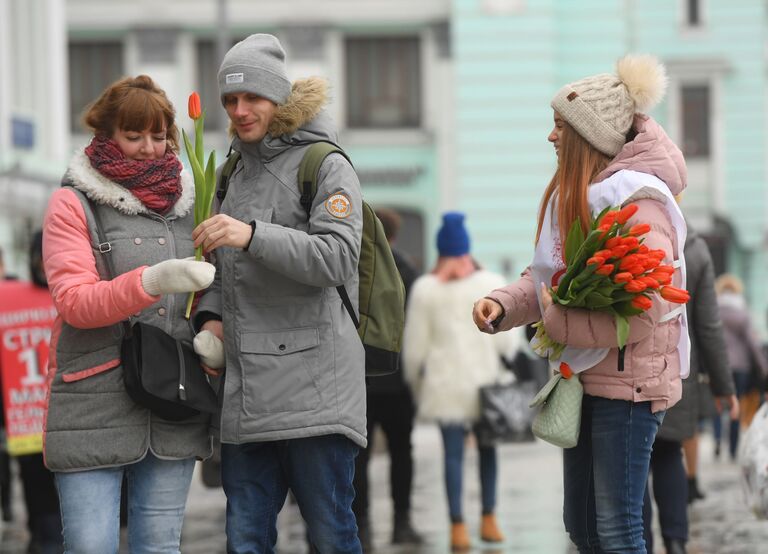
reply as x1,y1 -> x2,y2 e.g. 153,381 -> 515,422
44,187 -> 211,472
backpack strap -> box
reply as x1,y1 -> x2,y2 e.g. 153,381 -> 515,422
216,150 -> 242,202
296,142 -> 358,328
297,142 -> 352,220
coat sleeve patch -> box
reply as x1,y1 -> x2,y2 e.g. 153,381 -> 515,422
325,194 -> 352,219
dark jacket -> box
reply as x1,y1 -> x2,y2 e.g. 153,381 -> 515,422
366,248 -> 419,394
656,228 -> 735,442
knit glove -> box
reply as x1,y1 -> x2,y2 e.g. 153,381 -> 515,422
193,330 -> 225,369
141,258 -> 215,296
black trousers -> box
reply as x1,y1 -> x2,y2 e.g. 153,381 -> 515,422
352,390 -> 416,521
643,437 -> 688,553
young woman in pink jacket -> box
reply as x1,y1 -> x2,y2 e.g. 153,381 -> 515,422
473,55 -> 689,553
42,75 -> 214,553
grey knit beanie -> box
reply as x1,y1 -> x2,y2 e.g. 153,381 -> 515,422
218,34 -> 291,105
551,54 -> 668,157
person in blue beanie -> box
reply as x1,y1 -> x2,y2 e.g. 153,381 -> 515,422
402,212 -> 520,551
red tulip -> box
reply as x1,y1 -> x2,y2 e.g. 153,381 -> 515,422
621,236 -> 640,249
560,362 -> 573,379
595,249 -> 612,260
616,204 -> 639,224
655,265 -> 675,274
661,286 -> 690,304
631,295 -> 653,311
638,276 -> 660,289
614,272 -> 633,283
600,211 -> 618,226
605,237 -> 622,249
629,264 -> 646,276
649,271 -> 672,285
625,280 -> 648,293
188,92 -> 202,120
637,245 -> 650,254
587,256 -> 605,267
596,264 -> 615,276
628,223 -> 651,237
619,255 -> 641,270
611,245 -> 630,258
642,257 -> 660,270
649,249 -> 666,260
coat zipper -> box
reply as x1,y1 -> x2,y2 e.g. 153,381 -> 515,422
618,346 -> 626,372
177,341 -> 187,401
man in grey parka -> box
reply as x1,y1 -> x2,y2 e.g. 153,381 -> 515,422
192,33 -> 365,553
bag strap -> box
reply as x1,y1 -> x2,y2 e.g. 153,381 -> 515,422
297,142 -> 352,220
296,142 -> 358,328
65,185 -> 131,335
216,149 -> 242,202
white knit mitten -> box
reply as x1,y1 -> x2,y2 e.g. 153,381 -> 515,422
193,330 -> 225,369
141,258 -> 215,296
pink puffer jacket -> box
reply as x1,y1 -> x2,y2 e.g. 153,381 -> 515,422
488,115 -> 687,413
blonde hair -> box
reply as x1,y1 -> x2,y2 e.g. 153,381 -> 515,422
536,122 -> 611,245
715,273 -> 744,295
82,75 -> 179,152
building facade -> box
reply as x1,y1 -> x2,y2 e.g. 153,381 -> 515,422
18,0 -> 767,331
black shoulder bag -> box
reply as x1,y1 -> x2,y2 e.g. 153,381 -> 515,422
85,196 -> 218,421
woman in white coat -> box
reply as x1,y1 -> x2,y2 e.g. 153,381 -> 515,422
402,212 -> 519,551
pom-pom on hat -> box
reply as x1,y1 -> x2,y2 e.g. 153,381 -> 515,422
218,33 -> 291,106
550,54 -> 668,156
436,212 -> 470,257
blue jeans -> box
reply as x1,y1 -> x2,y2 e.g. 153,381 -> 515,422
713,370 -> 751,458
439,423 -> 497,522
563,395 -> 664,554
221,434 -> 361,554
55,453 -> 195,554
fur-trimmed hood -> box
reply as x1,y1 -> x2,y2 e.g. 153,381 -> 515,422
63,148 -> 195,218
229,77 -> 337,159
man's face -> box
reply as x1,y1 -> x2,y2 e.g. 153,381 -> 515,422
223,92 -> 278,143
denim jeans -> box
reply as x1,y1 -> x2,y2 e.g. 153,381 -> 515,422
439,423 -> 497,522
221,434 -> 361,554
563,395 -> 664,554
713,370 -> 751,458
55,453 -> 195,554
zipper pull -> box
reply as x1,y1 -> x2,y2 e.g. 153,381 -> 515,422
178,383 -> 187,401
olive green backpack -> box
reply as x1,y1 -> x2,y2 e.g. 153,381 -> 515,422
217,142 -> 405,376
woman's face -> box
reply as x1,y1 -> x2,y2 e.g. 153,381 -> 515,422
113,128 -> 168,160
548,110 -> 565,158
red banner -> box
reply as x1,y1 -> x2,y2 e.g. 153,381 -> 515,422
0,281 -> 56,455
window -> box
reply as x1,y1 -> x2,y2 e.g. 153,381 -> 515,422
681,85 -> 710,158
68,42 -> 124,133
686,0 -> 701,26
345,37 -> 421,129
196,40 -> 225,131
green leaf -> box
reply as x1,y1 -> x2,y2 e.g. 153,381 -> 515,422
615,314 -> 630,348
584,291 -> 615,308
182,129 -> 206,223
563,220 -> 585,264
613,300 -> 644,317
203,151 -> 217,221
194,114 -> 205,168
591,206 -> 612,230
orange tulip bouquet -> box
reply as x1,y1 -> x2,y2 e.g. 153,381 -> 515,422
182,92 -> 217,319
533,204 -> 690,358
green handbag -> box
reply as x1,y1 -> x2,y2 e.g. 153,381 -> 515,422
529,372 -> 583,448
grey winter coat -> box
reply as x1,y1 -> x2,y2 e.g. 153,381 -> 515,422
656,229 -> 734,442
196,78 -> 367,447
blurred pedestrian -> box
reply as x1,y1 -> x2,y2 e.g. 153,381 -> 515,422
191,34 -> 366,553
473,54 -> 688,553
0,232 -> 63,553
713,274 -> 767,460
642,224 -> 737,554
42,74 -> 214,552
403,212 -> 519,551
353,208 -> 422,550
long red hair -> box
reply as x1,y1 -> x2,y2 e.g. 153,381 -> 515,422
536,122 -> 611,245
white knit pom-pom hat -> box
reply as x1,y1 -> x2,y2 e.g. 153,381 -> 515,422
550,54 -> 668,156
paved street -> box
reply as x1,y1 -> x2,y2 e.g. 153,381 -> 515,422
1,426 -> 767,553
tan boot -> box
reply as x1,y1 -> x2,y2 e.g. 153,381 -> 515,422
450,522 -> 471,551
481,513 -> 504,542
